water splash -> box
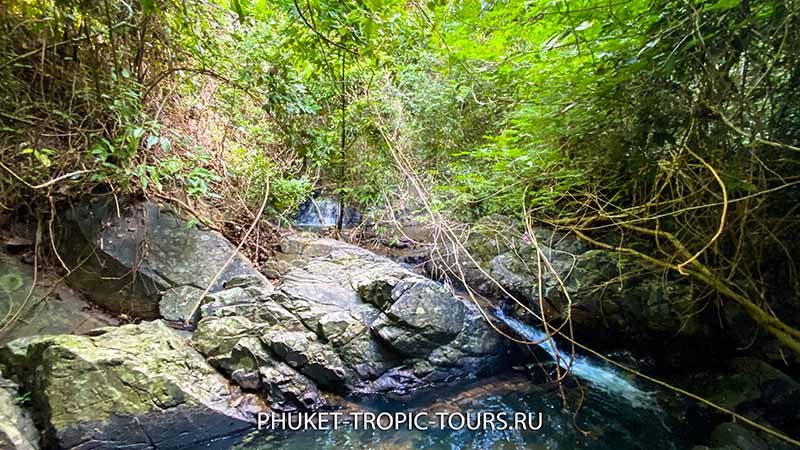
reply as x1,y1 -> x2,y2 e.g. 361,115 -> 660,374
495,308 -> 658,410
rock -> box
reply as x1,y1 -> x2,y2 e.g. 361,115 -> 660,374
159,285 -> 206,322
263,232 -> 374,279
432,219 -> 706,349
425,300 -> 506,376
1,321 -> 260,449
429,214 -> 525,292
193,296 -> 332,411
210,337 -> 325,412
722,299 -> 800,367
279,232 -> 366,258
57,198 -> 267,319
193,315 -> 259,356
683,357 -> 799,450
193,234 -> 506,399
0,250 -> 117,345
0,372 -> 39,450
709,423 -> 769,450
372,279 -> 467,357
262,329 -> 353,389
689,357 -> 800,412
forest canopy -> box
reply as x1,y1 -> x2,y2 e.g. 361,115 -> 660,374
1,0 -> 800,356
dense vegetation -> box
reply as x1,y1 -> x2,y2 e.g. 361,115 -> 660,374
1,0 -> 799,357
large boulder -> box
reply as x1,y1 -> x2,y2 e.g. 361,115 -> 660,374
57,198 -> 268,319
193,235 -> 507,402
371,279 -> 467,357
0,372 -> 39,450
193,295 -> 331,412
262,232 -> 364,278
0,321 -> 261,449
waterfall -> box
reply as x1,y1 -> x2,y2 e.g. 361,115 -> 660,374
294,198 -> 361,228
495,308 -> 658,410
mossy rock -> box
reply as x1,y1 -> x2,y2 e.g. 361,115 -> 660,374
2,321 -> 259,449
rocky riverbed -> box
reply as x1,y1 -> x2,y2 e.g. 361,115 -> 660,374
0,199 -> 797,450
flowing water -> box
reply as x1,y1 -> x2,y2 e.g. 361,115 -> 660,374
493,309 -> 658,411
227,373 -> 684,450
294,198 -> 361,228
223,311 -> 686,450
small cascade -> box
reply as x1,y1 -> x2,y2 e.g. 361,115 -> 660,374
495,308 -> 658,410
294,198 -> 361,228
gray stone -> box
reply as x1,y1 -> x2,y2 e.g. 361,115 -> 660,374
57,198 -> 267,318
195,234 -> 506,397
432,220 -> 704,347
372,279 -> 467,357
262,329 -> 353,389
0,251 -> 117,346
269,236 -> 505,390
2,321 -> 260,449
0,372 -> 38,450
159,285 -> 207,322
208,336 -> 325,411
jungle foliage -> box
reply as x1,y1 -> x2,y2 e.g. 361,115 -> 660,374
1,0 -> 800,355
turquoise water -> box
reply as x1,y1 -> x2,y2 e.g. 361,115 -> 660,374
229,374 -> 685,450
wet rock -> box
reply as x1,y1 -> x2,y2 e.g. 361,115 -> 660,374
0,250 -> 117,345
722,299 -> 800,367
689,357 -> 799,411
57,198 -> 267,318
0,372 -> 39,450
1,321 -> 259,449
680,357 -> 800,449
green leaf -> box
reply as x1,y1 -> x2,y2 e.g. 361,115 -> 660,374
231,0 -> 247,21
706,0 -> 741,11
35,151 -> 52,168
146,134 -> 159,149
141,0 -> 156,13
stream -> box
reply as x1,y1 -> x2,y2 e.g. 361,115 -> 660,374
228,372 -> 684,450
250,205 -> 686,450
225,311 -> 686,450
